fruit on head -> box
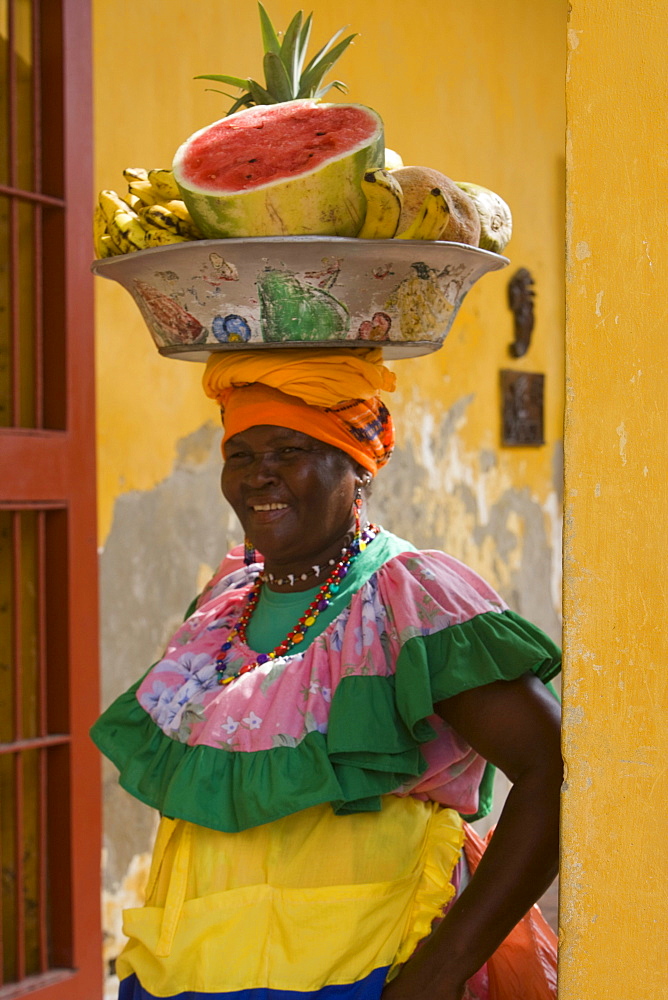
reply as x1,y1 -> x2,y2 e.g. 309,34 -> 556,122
395,188 -> 450,241
196,3 -> 357,116
93,169 -> 202,257
392,166 -> 481,246
384,147 -> 404,170
172,99 -> 384,239
357,168 -> 404,240
455,181 -> 512,252
178,4 -> 382,239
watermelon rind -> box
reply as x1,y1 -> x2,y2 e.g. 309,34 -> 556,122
172,100 -> 384,240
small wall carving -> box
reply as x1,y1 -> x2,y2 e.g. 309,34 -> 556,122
507,267 -> 535,358
501,370 -> 545,446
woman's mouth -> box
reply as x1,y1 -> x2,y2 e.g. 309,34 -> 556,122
250,502 -> 288,512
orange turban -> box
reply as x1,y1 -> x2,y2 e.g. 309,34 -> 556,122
202,348 -> 396,475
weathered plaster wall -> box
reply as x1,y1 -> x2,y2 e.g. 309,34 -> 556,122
561,2 -> 668,996
93,0 -> 565,990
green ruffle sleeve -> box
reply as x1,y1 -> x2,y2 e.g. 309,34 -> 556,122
91,608 -> 560,831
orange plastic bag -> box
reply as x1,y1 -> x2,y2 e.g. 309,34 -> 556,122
462,823 -> 558,1000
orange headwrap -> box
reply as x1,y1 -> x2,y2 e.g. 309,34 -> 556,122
203,348 -> 396,475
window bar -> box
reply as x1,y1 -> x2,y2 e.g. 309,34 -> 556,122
12,511 -> 26,982
0,185 -> 66,207
12,512 -> 25,983
37,510 -> 48,972
7,0 -> 21,430
0,734 -> 70,757
33,3 -> 44,431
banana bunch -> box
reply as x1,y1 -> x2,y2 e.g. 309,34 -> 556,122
357,169 -> 450,241
357,169 -> 404,239
395,188 -> 449,241
94,168 -> 203,257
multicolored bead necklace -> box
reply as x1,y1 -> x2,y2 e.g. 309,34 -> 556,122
215,510 -> 379,687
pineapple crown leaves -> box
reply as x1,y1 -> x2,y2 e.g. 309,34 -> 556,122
195,3 -> 357,115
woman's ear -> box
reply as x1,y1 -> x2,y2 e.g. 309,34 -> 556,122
354,467 -> 373,493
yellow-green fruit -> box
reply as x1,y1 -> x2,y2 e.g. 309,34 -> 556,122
392,166 -> 481,246
455,181 -> 512,252
384,147 -> 404,170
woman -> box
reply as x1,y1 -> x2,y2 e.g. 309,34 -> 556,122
92,347 -> 561,1000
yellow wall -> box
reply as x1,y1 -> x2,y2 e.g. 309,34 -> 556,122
93,0 -> 565,551
561,1 -> 668,995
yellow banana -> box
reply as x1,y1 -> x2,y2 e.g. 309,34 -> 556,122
107,207 -> 152,253
161,199 -> 198,225
142,203 -> 201,239
99,189 -> 133,225
93,204 -> 113,258
142,225 -> 191,247
147,168 -> 181,201
122,192 -> 142,212
122,167 -> 149,183
105,217 -> 131,254
136,206 -> 191,246
395,187 -> 450,240
127,178 -> 161,207
100,233 -> 120,256
95,171 -> 202,255
357,168 -> 404,240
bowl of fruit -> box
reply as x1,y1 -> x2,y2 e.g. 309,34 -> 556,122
92,5 -> 511,361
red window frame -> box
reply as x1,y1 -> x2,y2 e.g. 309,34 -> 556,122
0,1 -> 101,998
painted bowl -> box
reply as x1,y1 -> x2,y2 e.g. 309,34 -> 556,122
92,236 -> 509,361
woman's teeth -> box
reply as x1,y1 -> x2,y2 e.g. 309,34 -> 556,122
252,503 -> 288,511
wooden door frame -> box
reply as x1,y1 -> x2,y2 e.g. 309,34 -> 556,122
0,1 -> 101,997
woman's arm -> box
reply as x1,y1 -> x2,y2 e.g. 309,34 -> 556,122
382,672 -> 562,1000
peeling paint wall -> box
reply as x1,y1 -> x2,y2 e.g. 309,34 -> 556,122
93,1 -> 565,992
561,1 -> 668,995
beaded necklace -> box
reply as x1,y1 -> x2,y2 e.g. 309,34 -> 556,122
215,511 -> 379,687
260,543 -> 352,588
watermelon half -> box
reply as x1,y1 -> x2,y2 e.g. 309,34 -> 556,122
172,100 -> 384,239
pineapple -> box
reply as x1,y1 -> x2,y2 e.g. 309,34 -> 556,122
195,3 -> 357,115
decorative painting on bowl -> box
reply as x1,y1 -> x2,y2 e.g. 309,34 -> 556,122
92,237 -> 509,361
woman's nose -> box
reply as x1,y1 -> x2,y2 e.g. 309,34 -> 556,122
243,451 -> 279,483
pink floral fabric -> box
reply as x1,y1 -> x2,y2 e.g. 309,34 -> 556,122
136,543 -> 509,817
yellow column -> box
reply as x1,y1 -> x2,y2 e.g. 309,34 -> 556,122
562,1 -> 668,996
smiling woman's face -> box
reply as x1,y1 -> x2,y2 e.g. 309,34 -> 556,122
221,424 -> 363,579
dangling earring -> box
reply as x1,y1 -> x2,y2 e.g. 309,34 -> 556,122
353,484 -> 364,532
244,537 -> 256,566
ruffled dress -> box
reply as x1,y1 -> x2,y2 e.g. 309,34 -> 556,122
91,531 -> 560,1000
